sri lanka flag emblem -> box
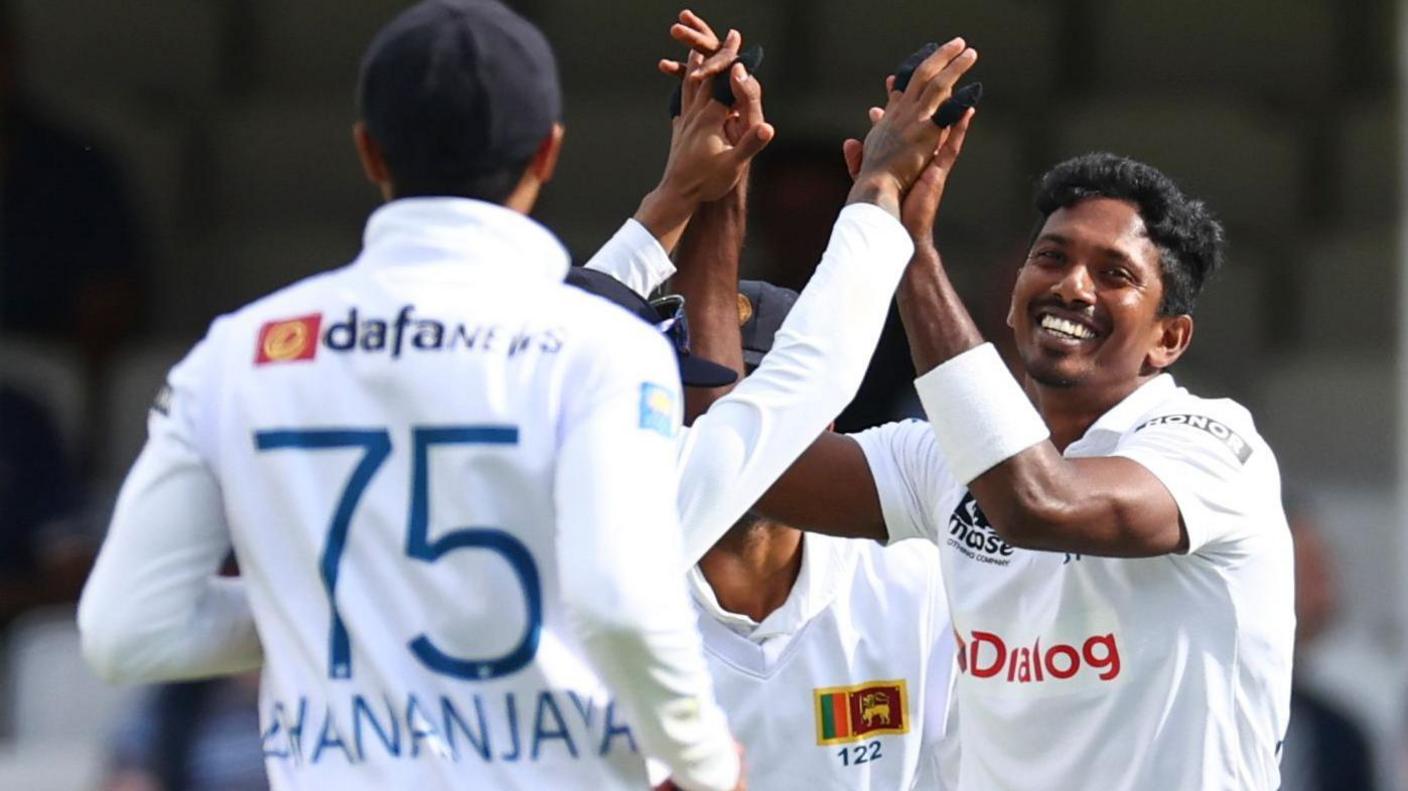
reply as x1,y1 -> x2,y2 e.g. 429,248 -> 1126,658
813,680 -> 909,745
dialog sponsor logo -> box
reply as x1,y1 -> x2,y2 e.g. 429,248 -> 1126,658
955,630 -> 1121,683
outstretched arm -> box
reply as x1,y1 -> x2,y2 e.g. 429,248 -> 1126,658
674,32 -> 979,553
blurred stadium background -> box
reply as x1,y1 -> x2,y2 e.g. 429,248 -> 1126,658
0,0 -> 1401,788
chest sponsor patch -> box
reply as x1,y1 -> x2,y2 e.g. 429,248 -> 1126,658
1135,413 -> 1252,464
947,492 -> 1015,566
813,680 -> 909,745
638,382 -> 677,437
255,313 -> 322,364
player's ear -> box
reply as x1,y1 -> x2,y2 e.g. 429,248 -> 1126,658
1146,313 -> 1193,372
352,121 -> 393,197
527,123 -> 566,185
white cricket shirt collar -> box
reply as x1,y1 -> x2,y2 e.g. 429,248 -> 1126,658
1079,372 -> 1178,438
357,197 -> 571,281
689,531 -> 845,644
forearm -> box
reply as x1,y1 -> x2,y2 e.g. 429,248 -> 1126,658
674,181 -> 748,420
676,204 -> 912,559
79,441 -> 263,682
846,174 -> 903,220
896,243 -> 985,375
633,183 -> 698,255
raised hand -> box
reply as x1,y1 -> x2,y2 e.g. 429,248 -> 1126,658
846,38 -> 977,215
846,105 -> 975,246
658,10 -> 769,149
634,23 -> 774,252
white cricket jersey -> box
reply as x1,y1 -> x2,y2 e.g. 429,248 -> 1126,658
854,374 -> 1295,790
587,205 -> 958,789
80,198 -> 740,791
691,534 -> 955,791
586,202 -> 917,561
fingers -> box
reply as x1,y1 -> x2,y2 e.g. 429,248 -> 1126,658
842,138 -> 864,180
933,108 -> 974,170
902,37 -> 966,101
672,9 -> 722,53
916,48 -> 978,118
730,62 -> 764,126
728,121 -> 775,165
680,49 -> 708,110
868,106 -> 885,125
659,58 -> 685,78
691,28 -> 741,86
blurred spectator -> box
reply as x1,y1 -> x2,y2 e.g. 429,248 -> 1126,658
103,674 -> 266,791
0,385 -> 91,629
0,4 -> 146,362
1279,509 -> 1378,791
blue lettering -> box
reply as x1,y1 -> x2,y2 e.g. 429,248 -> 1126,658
500,692 -> 522,762
567,691 -> 596,730
353,695 -> 401,760
531,692 -> 577,760
391,305 -> 414,359
262,703 -> 289,759
312,707 -> 356,764
442,694 -> 492,761
406,693 -> 451,759
599,702 -> 637,757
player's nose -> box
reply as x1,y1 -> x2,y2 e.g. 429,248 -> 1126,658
1051,262 -> 1095,306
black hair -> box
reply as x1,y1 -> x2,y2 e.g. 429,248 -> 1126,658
1032,152 -> 1225,316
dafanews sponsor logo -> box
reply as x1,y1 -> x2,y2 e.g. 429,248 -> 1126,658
253,306 -> 565,367
1136,413 -> 1253,464
948,492 -> 1015,566
813,680 -> 909,745
955,630 -> 1121,684
256,313 -> 322,364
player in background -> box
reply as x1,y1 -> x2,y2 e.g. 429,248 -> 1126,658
77,2 -> 773,789
583,15 -> 979,564
575,13 -> 974,789
685,90 -> 1295,786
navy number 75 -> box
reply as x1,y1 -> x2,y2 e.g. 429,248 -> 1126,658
254,426 -> 541,681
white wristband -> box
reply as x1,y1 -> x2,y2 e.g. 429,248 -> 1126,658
914,343 -> 1050,485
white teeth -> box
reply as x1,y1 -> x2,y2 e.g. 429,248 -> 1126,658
1040,315 -> 1095,339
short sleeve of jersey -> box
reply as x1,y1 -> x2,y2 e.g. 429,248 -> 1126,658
851,420 -> 959,545
1111,406 -> 1265,555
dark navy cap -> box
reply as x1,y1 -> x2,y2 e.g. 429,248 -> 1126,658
358,0 -> 561,181
565,267 -> 739,388
738,280 -> 799,370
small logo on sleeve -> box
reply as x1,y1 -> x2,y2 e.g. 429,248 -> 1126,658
255,314 -> 322,365
638,382 -> 678,437
1135,413 -> 1253,464
813,680 -> 909,745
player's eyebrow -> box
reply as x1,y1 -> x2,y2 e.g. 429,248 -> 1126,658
1034,232 -> 1140,267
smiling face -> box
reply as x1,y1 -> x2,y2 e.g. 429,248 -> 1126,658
1008,197 -> 1192,398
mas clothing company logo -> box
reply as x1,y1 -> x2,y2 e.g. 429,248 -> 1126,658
813,680 -> 909,745
256,314 -> 322,364
948,492 -> 1015,566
